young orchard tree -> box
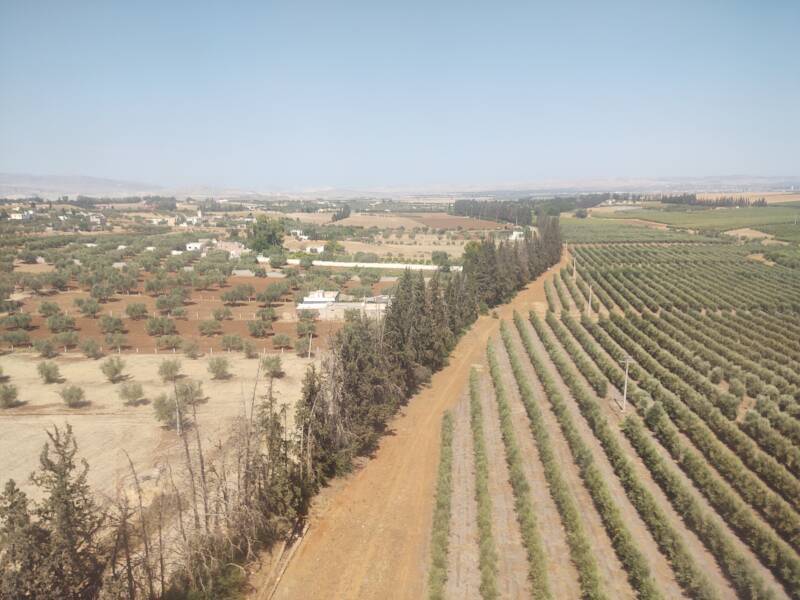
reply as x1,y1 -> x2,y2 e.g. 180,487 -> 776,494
199,319 -> 222,336
0,384 -> 19,408
118,381 -> 144,406
261,355 -> 283,378
208,356 -> 231,380
272,333 -> 291,350
37,361 -> 61,384
80,339 -> 103,359
183,339 -> 201,359
60,385 -> 86,408
125,302 -> 148,320
100,356 -> 126,383
158,359 -> 182,383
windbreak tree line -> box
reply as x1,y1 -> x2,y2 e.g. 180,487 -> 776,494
296,216 -> 562,490
451,198 -> 534,225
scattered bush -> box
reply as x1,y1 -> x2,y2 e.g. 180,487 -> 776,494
38,301 -> 61,317
247,320 -> 271,338
221,334 -> 243,351
119,381 -> 145,405
208,356 -> 231,380
183,339 -> 201,359
46,313 -> 75,333
272,333 -> 291,349
60,385 -> 86,408
125,303 -> 148,320
3,313 -> 32,330
34,339 -> 59,358
74,297 -> 101,318
158,358 -> 182,383
242,340 -> 258,359
37,361 -> 61,384
212,307 -> 232,321
261,355 -> 283,378
80,339 -> 103,359
99,315 -> 125,335
146,316 -> 177,337
199,320 -> 222,336
0,383 -> 19,408
101,356 -> 126,383
4,330 -> 30,347
157,335 -> 183,350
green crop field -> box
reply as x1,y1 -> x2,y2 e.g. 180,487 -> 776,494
599,205 -> 800,231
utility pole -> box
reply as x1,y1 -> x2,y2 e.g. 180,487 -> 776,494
307,332 -> 312,359
572,257 -> 576,277
622,356 -> 631,412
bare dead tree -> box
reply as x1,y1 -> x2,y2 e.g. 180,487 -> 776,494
124,452 -> 156,600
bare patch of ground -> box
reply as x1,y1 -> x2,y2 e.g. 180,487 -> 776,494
746,253 -> 775,266
724,227 -> 772,239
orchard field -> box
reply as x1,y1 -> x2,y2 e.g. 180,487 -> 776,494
427,238 -> 800,599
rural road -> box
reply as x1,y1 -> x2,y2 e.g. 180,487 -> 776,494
254,252 -> 569,600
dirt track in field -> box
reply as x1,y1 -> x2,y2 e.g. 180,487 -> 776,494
255,253 -> 571,600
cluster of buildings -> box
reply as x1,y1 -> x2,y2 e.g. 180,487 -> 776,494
296,289 -> 390,321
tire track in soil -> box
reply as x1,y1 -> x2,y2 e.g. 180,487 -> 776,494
477,368 -> 532,598
258,252 -> 572,600
504,322 -> 636,599
444,393 -> 481,600
490,336 -> 582,599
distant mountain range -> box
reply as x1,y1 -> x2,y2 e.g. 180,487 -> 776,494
1,172 -> 798,201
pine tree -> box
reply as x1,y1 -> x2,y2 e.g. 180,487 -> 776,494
31,425 -> 106,599
0,480 -> 48,599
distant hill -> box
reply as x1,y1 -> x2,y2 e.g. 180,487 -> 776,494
0,173 -> 161,199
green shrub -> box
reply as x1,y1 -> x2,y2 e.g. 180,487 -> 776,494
199,320 -> 222,336
261,355 -> 283,378
37,361 -> 61,383
272,333 -> 291,349
183,339 -> 201,359
208,356 -> 230,380
101,356 -> 126,383
80,339 -> 103,359
47,313 -> 75,333
247,320 -> 271,338
427,411 -> 454,599
0,384 -> 19,408
60,385 -> 86,408
34,339 -> 59,358
119,381 -> 144,406
158,359 -> 182,383
125,303 -> 148,320
221,334 -> 243,351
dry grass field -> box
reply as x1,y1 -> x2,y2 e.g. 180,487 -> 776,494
0,352 -> 311,501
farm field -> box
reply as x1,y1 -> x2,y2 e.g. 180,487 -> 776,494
0,352 -> 311,501
599,204 -> 800,231
261,232 -> 800,599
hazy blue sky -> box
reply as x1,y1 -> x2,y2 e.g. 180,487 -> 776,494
1,1 -> 798,189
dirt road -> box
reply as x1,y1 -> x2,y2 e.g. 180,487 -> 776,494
258,253 -> 570,600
